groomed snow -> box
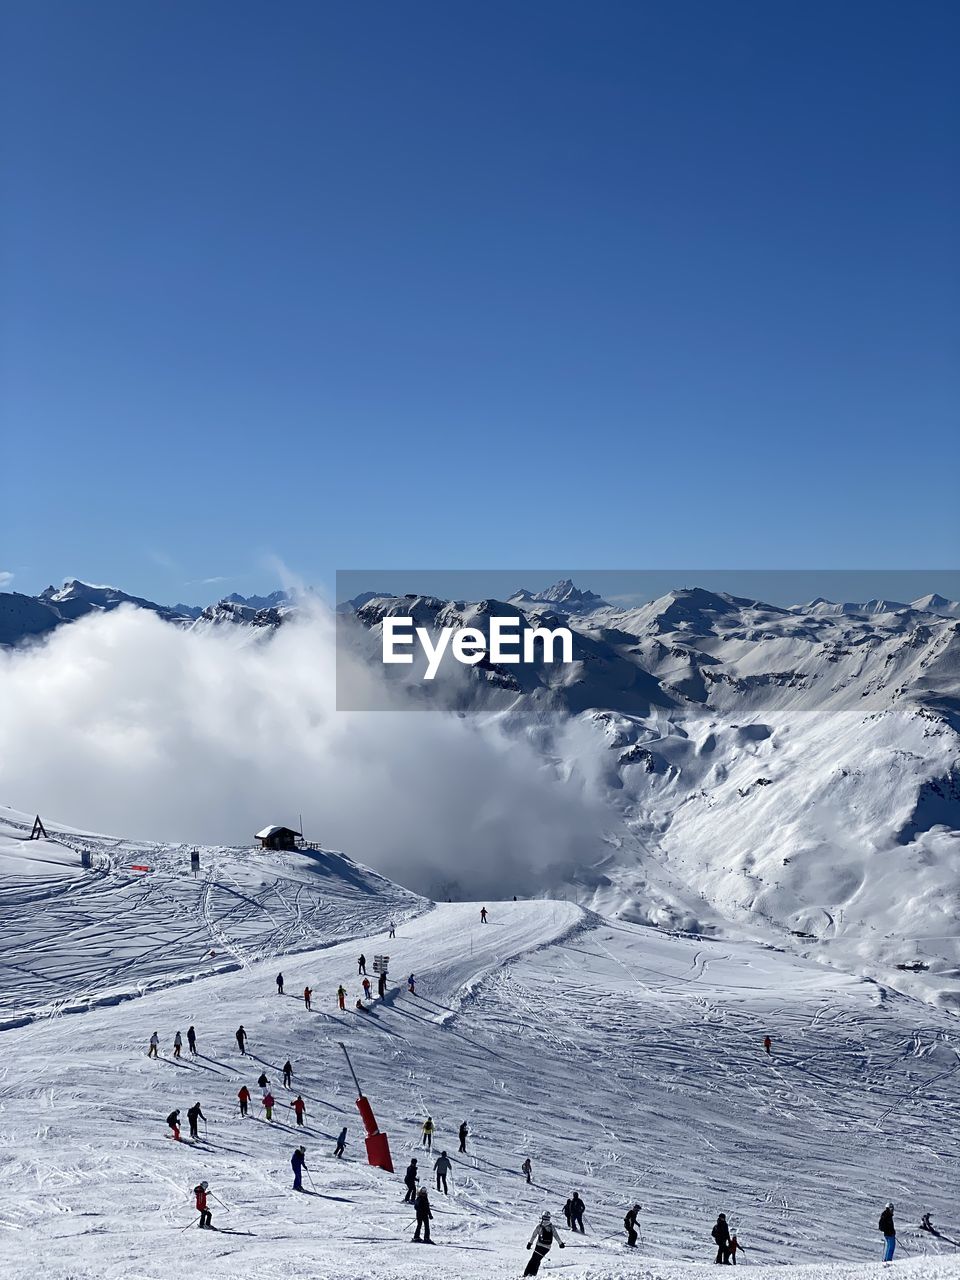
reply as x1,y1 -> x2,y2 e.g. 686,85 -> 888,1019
0,835 -> 957,1280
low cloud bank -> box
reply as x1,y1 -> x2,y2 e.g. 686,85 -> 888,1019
0,606 -> 603,897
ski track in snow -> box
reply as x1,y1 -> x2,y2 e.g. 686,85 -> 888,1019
0,833 -> 959,1280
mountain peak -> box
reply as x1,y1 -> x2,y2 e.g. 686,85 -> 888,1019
510,579 -> 607,611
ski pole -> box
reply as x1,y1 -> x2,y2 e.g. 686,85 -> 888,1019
180,1215 -> 200,1231
307,1169 -> 318,1192
210,1193 -> 230,1211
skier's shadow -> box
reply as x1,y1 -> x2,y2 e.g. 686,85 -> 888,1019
417,994 -> 458,1014
183,1059 -> 226,1076
197,1054 -> 233,1071
200,1140 -> 251,1157
390,1005 -> 438,1029
247,1053 -> 286,1072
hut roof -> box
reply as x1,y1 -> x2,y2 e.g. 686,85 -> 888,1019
255,824 -> 299,840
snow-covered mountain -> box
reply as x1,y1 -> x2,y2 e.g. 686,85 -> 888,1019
509,578 -> 609,611
0,803 -> 958,1280
0,581 -> 298,645
3,578 -> 959,1012
38,579 -> 201,623
344,584 -> 960,1010
0,580 -> 200,645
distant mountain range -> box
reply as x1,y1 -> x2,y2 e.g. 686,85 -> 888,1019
2,575 -> 959,1006
3,577 -> 958,649
0,580 -> 297,646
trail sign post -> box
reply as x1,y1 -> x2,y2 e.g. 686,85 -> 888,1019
372,955 -> 389,974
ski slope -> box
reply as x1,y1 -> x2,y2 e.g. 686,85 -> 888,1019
1,833 -> 958,1280
0,807 -> 423,1025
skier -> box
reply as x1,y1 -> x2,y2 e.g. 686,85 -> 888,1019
337,984 -> 346,1011
362,977 -> 371,999
879,1202 -> 896,1263
334,1126 -> 347,1158
238,1085 -> 251,1117
408,974 -> 416,995
148,1031 -> 159,1059
276,972 -> 284,995
434,1150 -> 452,1194
187,1101 -> 205,1140
166,1109 -> 181,1141
480,907 -> 487,923
257,1072 -> 270,1089
291,1095 -> 306,1126
458,1120 -> 468,1153
522,1157 -> 532,1184
413,1186 -> 433,1243
569,1191 -> 585,1233
921,1213 -> 935,1234
763,1035 -> 772,1055
292,1145 -> 307,1191
263,1091 -> 275,1121
303,986 -> 312,1010
187,1025 -> 197,1056
378,971 -> 387,998
562,1197 -> 573,1229
283,1060 -> 293,1089
358,954 -> 367,976
712,1213 -> 731,1264
403,1158 -> 419,1202
194,1181 -> 212,1229
728,1226 -> 745,1264
421,1116 -> 435,1150
173,1030 -> 183,1059
388,919 -> 396,938
625,1203 -> 642,1247
524,1212 -> 564,1276
235,1025 -> 246,1054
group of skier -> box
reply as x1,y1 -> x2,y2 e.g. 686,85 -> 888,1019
711,1213 -> 745,1264
165,1101 -> 206,1142
149,916 -> 913,1266
149,1024 -> 197,1060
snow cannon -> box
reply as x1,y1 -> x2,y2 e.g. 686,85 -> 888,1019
338,1042 -> 394,1173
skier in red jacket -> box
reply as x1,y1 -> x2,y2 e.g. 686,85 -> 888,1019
194,1181 -> 212,1228
238,1086 -> 251,1117
291,1095 -> 306,1126
763,1036 -> 772,1056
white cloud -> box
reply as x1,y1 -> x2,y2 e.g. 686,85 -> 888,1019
0,604 -> 602,898
0,572 -> 13,589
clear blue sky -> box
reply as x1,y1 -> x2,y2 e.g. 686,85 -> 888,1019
3,0 -> 958,604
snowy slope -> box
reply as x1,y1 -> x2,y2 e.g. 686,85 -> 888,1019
0,807 -> 423,1026
1,824 -> 959,1280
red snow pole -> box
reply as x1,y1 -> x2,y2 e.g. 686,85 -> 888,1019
337,1042 -> 393,1173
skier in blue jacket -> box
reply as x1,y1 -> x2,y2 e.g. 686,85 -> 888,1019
292,1146 -> 307,1191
